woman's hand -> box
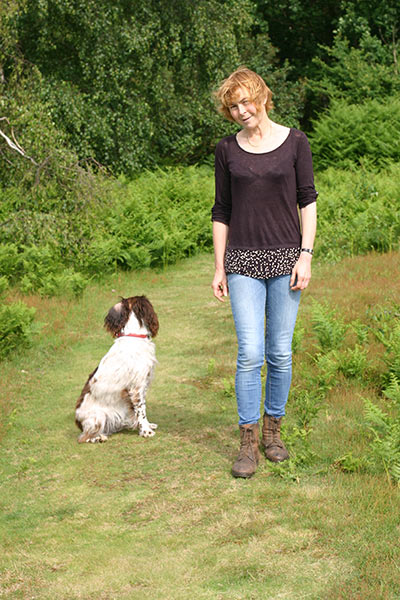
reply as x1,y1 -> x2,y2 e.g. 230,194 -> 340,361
290,252 -> 312,291
212,268 -> 228,302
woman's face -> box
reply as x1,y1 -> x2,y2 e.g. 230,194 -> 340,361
228,87 -> 266,129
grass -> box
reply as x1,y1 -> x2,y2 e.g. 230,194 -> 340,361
1,251 -> 400,599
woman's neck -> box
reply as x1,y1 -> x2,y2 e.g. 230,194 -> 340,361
244,116 -> 273,148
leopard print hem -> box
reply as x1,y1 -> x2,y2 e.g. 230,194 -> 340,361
224,247 -> 301,280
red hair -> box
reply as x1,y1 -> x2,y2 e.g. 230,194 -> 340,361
215,66 -> 273,122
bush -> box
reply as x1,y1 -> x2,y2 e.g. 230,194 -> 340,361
315,162 -> 400,261
307,33 -> 400,113
0,164 -> 215,295
85,166 -> 215,271
0,301 -> 36,360
310,97 -> 400,170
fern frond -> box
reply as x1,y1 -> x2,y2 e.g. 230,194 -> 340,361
383,374 -> 400,407
363,397 -> 389,433
389,459 -> 400,484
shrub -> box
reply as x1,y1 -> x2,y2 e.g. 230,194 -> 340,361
310,97 -> 400,170
0,301 -> 36,360
96,166 -> 215,270
307,33 -> 400,113
363,376 -> 400,484
315,163 -> 400,261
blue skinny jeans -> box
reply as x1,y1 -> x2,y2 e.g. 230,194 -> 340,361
227,273 -> 301,425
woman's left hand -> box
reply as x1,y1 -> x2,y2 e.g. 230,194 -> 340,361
290,253 -> 312,290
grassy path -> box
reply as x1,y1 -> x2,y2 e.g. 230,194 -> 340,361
1,252 -> 400,599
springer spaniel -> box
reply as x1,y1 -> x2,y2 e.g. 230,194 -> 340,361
75,295 -> 159,443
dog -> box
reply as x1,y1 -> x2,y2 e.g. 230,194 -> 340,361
75,295 -> 159,443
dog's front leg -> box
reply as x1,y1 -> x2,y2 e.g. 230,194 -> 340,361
130,383 -> 157,438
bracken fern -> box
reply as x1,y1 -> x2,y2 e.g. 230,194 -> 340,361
363,375 -> 400,485
311,300 -> 348,352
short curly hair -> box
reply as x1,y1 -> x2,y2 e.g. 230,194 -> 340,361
215,66 -> 274,122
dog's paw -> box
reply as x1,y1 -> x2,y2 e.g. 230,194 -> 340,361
139,425 -> 157,438
87,434 -> 108,443
149,422 -> 158,430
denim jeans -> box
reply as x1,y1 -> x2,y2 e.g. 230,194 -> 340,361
227,273 -> 301,425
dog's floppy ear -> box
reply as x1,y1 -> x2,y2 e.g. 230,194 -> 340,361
130,296 -> 159,338
104,298 -> 130,337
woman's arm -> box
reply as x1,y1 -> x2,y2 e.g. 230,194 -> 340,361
211,221 -> 229,301
290,201 -> 317,291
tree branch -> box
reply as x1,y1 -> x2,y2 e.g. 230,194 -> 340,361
0,117 -> 38,165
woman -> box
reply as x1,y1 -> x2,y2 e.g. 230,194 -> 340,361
211,67 -> 317,478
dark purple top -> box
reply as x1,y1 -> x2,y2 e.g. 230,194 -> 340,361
211,128 -> 317,250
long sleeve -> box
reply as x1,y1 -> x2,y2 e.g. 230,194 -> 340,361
211,139 -> 232,225
294,131 -> 318,209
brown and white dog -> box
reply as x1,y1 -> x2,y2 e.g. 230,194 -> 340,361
75,296 -> 159,443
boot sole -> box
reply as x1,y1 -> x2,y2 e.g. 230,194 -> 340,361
231,469 -> 255,478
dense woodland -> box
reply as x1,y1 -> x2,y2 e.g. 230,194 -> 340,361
1,0 -> 399,173
0,0 -> 400,354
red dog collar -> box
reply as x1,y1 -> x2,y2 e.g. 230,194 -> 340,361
116,333 -> 149,339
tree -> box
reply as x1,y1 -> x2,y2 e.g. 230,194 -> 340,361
339,0 -> 399,73
8,0 -> 252,172
3,0 -> 303,174
253,0 -> 342,76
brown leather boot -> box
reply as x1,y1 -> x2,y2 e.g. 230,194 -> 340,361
261,414 -> 289,462
231,423 -> 260,478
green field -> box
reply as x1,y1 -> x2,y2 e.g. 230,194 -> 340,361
1,251 -> 400,599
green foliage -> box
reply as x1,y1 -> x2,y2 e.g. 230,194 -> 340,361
0,276 -> 9,296
312,351 -> 339,394
307,34 -> 400,111
338,344 -> 368,380
0,165 -> 214,295
0,0 -> 306,176
268,388 -> 324,480
311,301 -> 347,352
371,305 -> 400,382
254,0 -> 342,75
86,166 -> 215,271
291,321 -> 304,354
333,452 -> 368,474
0,243 -> 19,281
0,300 -> 36,359
363,377 -> 400,484
315,163 -> 400,261
311,97 -> 400,170
338,1 -> 400,55
350,319 -> 369,345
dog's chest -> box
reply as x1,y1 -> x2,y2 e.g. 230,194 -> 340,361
98,340 -> 156,382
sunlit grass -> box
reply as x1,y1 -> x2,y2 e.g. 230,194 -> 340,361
1,252 -> 400,599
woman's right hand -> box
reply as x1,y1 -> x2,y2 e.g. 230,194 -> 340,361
212,268 -> 228,302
